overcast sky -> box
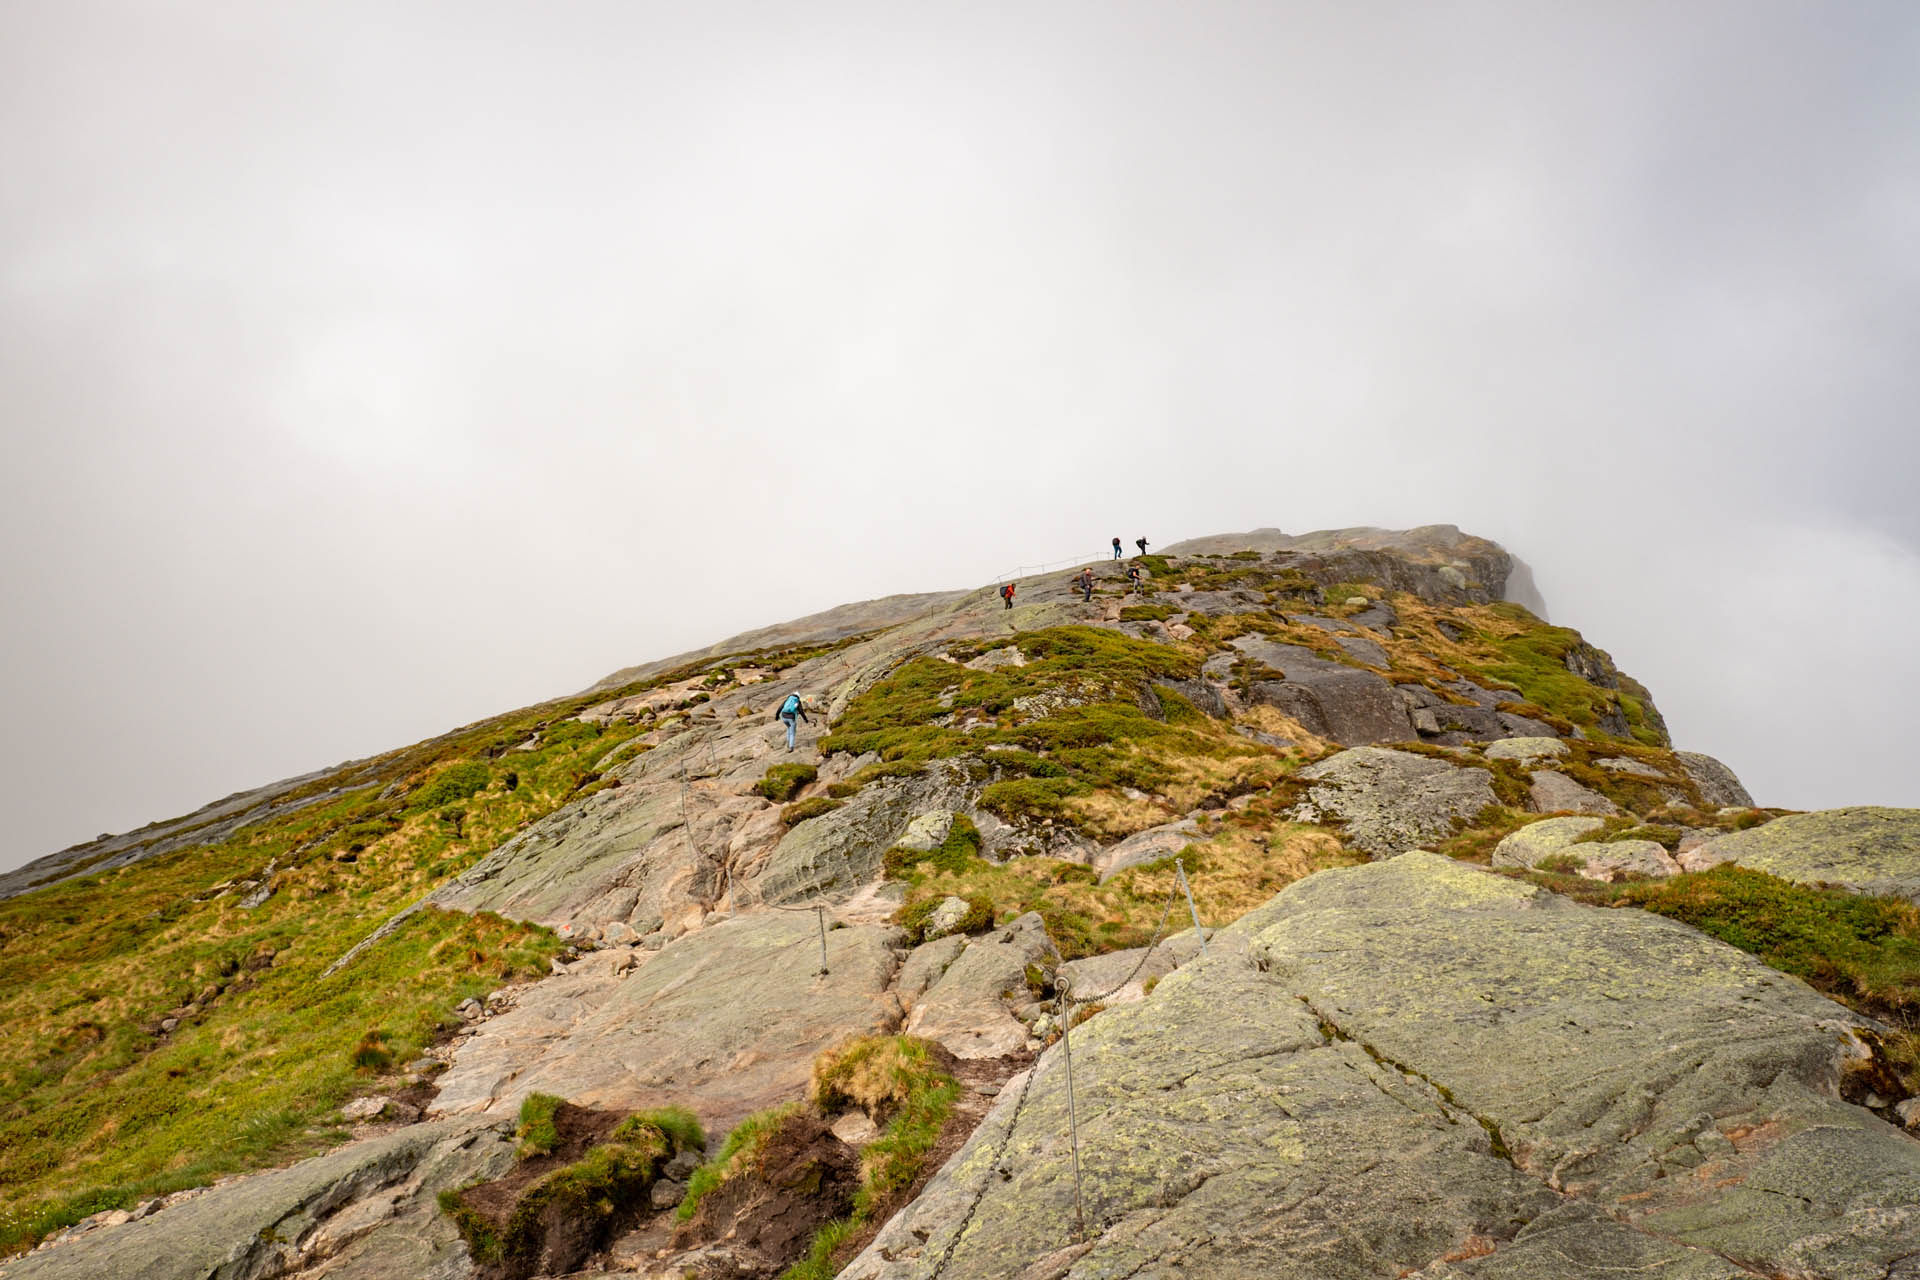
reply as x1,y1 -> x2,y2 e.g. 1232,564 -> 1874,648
3,1 -> 1917,870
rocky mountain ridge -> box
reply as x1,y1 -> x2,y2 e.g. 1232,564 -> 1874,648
2,524 -> 1917,1280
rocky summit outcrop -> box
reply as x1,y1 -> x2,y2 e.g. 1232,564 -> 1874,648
844,855 -> 1919,1280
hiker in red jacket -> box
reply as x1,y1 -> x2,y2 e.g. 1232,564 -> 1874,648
1000,582 -> 1016,610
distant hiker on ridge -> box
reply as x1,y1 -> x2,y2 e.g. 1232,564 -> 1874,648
1112,536 -> 1123,560
775,691 -> 809,752
1074,567 -> 1095,602
1135,536 -> 1149,556
1000,582 -> 1016,610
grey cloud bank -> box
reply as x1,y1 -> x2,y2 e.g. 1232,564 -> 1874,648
3,1 -> 1917,868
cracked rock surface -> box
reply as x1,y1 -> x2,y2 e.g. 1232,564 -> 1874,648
843,854 -> 1920,1280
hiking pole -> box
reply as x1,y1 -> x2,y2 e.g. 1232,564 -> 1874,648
815,905 -> 829,977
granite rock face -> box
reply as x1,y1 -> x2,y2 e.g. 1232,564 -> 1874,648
844,856 -> 1918,1280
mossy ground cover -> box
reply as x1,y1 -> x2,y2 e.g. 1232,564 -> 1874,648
0,637 -> 875,1256
824,626 -> 1275,841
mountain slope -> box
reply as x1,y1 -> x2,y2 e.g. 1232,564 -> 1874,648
3,525 -> 1916,1280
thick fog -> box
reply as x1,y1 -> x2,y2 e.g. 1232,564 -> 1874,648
3,2 -> 1917,869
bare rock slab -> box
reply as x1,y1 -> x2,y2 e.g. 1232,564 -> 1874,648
432,912 -> 902,1136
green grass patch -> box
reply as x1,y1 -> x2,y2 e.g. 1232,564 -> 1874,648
516,1092 -> 565,1158
754,763 -> 818,803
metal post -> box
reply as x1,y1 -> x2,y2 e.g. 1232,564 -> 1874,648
815,905 -> 829,977
1176,858 -> 1207,956
1058,988 -> 1087,1242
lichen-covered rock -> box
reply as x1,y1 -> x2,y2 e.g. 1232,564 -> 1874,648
1681,807 -> 1920,901
923,895 -> 976,940
893,809 -> 956,853
1292,747 -> 1498,856
1492,816 -> 1607,868
1574,838 -> 1680,882
1527,769 -> 1620,815
845,855 -> 1919,1280
1484,736 -> 1570,765
1674,750 -> 1756,808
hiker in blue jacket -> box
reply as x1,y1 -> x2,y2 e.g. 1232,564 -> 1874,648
775,691 -> 809,752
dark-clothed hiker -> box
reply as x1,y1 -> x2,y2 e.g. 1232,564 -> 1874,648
775,691 -> 809,752
1127,564 -> 1143,591
1075,568 -> 1095,602
1111,537 -> 1123,560
1001,582 -> 1016,610
1135,537 -> 1149,556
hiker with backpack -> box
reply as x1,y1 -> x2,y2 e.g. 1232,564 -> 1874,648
1135,536 -> 1149,556
1000,582 -> 1016,610
1111,536 -> 1123,560
1127,563 -> 1143,592
1074,567 -> 1095,602
774,691 -> 809,752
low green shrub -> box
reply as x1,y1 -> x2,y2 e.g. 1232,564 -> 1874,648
411,761 -> 491,810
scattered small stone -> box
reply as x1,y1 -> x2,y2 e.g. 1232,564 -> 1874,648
1897,1098 -> 1920,1131
664,1148 -> 702,1181
159,1017 -> 179,1034
341,1095 -> 393,1123
456,998 -> 483,1021
830,1111 -> 881,1146
977,1083 -> 1001,1097
650,1178 -> 687,1210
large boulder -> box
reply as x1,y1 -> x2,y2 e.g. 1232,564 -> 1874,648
1292,747 -> 1498,856
1679,807 -> 1920,901
844,855 -> 1919,1280
1675,751 -> 1756,808
1094,818 -> 1200,882
1483,736 -> 1570,766
1231,637 -> 1416,747
747,761 -> 978,905
1527,769 -> 1620,816
1491,816 -> 1607,868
